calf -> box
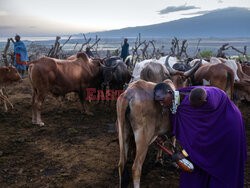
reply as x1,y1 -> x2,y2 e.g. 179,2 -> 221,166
0,66 -> 22,112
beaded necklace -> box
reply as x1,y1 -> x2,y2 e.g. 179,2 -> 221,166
171,91 -> 180,114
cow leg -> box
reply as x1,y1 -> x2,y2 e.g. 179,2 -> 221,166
0,89 -> 13,112
36,95 -> 45,126
3,100 -> 7,112
103,86 -> 107,105
132,129 -> 149,188
118,125 -> 132,188
31,88 -> 37,124
0,89 -> 8,112
155,135 -> 176,165
0,94 -> 6,111
155,148 -> 163,165
170,136 -> 180,168
83,101 -> 93,116
171,136 -> 176,149
3,96 -> 13,112
225,88 -> 231,100
78,92 -> 93,116
225,79 -> 234,100
32,90 -> 45,126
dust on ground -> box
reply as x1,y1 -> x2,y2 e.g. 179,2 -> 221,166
0,78 -> 249,187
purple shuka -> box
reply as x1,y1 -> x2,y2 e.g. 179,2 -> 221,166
171,86 -> 247,188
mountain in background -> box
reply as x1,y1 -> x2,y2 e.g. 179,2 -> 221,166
81,7 -> 250,38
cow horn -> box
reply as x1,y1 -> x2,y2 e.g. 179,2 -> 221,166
165,55 -> 177,74
99,62 -> 106,68
183,59 -> 202,77
111,62 -> 120,69
102,57 -> 108,63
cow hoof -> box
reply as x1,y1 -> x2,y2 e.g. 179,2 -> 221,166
32,121 -> 45,126
38,122 -> 45,127
86,112 -> 94,116
32,121 -> 37,125
155,160 -> 163,167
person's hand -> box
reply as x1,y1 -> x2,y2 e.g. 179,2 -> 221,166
10,38 -> 14,43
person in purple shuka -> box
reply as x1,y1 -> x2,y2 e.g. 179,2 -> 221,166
154,84 -> 247,188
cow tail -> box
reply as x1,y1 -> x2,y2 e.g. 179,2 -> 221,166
117,93 -> 133,187
28,64 -> 34,85
227,70 -> 234,100
28,63 -> 34,85
28,63 -> 38,98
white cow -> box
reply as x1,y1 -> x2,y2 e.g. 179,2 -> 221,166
189,59 -> 209,67
158,56 -> 178,67
131,56 -> 178,82
210,57 -> 222,64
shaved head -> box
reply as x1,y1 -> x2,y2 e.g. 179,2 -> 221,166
153,82 -> 174,109
189,87 -> 207,107
15,35 -> 20,42
154,82 -> 174,100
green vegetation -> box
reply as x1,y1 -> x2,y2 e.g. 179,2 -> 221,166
235,54 -> 250,62
199,50 -> 213,58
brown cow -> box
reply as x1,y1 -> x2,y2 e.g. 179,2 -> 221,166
241,63 -> 250,76
140,56 -> 201,88
193,63 -> 234,100
117,79 -> 175,188
28,52 -> 104,126
234,62 -> 250,102
0,66 -> 22,112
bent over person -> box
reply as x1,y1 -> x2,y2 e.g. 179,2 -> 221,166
154,84 -> 247,188
11,35 -> 29,78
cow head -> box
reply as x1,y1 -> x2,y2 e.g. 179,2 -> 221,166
100,63 -> 120,87
234,80 -> 250,102
172,63 -> 187,72
0,66 -> 22,84
165,56 -> 201,89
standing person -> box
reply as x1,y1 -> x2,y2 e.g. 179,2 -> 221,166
153,84 -> 247,188
10,35 -> 29,78
120,38 -> 130,66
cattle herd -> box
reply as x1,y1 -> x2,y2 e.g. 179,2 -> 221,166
0,51 -> 250,187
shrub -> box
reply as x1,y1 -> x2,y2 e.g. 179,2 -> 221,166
199,50 -> 213,58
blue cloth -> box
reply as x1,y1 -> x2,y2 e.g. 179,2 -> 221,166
14,41 -> 29,70
171,86 -> 247,188
120,43 -> 129,62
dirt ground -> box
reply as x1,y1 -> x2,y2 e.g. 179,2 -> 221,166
0,78 -> 249,188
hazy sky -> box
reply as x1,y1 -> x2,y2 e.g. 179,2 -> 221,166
0,0 -> 250,36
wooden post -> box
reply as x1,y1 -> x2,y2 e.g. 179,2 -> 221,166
2,38 -> 11,66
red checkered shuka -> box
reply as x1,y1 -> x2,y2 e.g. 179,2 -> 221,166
16,53 -> 27,65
